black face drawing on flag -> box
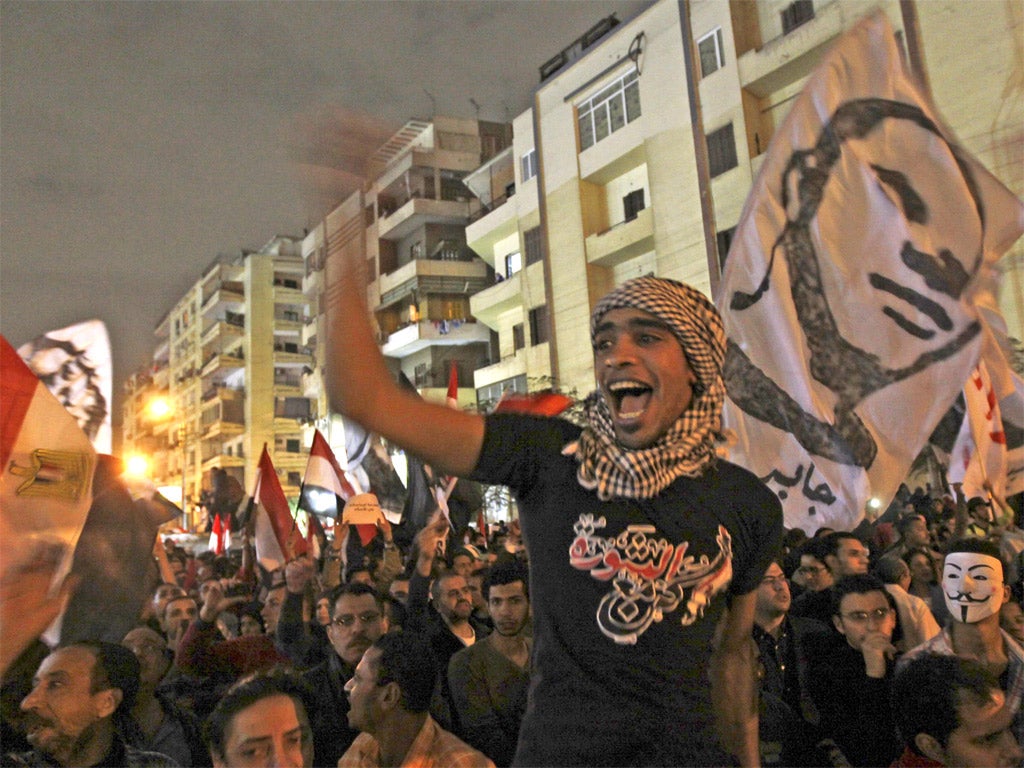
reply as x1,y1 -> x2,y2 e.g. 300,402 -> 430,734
724,98 -> 985,469
21,338 -> 109,444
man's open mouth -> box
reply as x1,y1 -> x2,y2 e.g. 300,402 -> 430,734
607,380 -> 652,419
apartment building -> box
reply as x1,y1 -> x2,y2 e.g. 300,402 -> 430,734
127,0 -> 1020,520
124,235 -> 314,526
463,0 -> 1021,403
301,116 -> 512,450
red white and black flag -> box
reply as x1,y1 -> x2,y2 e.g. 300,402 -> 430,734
717,14 -> 1024,532
0,335 -> 95,566
252,445 -> 307,571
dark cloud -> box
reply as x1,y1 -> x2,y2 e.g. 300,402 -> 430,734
1,0 -> 651,423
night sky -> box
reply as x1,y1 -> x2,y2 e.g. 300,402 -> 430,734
1,0 -> 651,415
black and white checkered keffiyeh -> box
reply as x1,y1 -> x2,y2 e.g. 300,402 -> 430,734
572,276 -> 726,500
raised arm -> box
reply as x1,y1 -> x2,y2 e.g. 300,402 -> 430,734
324,248 -> 484,477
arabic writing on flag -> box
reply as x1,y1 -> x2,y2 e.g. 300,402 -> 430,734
717,14 -> 1024,532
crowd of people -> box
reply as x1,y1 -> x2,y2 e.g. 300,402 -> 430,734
1,272 -> 1021,767
2,482 -> 1020,768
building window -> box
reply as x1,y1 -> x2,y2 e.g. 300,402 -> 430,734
524,226 -> 545,265
529,305 -> 550,345
578,69 -> 641,151
521,149 -> 538,182
697,28 -> 725,78
504,251 -> 523,278
781,0 -> 814,34
623,189 -> 645,222
512,323 -> 525,352
285,439 -> 301,453
716,226 -> 736,271
287,471 -> 302,487
707,123 -> 738,178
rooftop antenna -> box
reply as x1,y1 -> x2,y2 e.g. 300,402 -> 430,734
424,88 -> 436,117
469,97 -> 481,120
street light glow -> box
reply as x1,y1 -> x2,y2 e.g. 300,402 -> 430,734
125,453 -> 150,477
147,396 -> 172,420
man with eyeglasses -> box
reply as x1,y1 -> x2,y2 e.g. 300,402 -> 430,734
301,582 -> 388,767
806,574 -> 902,767
789,538 -> 836,626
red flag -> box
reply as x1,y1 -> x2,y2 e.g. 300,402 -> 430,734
477,508 -> 487,539
252,445 -> 307,572
446,362 -> 459,409
494,390 -> 574,417
298,430 -> 357,517
208,514 -> 230,555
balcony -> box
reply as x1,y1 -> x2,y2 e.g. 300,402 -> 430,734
473,343 -> 551,390
465,196 -> 518,259
470,272 -> 524,328
586,206 -> 655,267
201,417 -> 245,441
273,280 -> 304,304
273,345 -> 313,367
377,197 -> 473,241
201,453 -> 245,472
201,317 -> 244,346
737,0 -> 845,98
201,283 -> 244,316
273,312 -> 303,332
201,350 -> 245,378
378,256 -> 490,309
273,375 -> 303,396
201,385 -> 245,403
380,318 -> 491,359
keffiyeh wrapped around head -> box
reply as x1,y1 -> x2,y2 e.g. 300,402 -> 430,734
573,276 -> 726,500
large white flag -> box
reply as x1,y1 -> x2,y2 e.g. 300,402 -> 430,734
717,14 -> 1024,533
18,320 -> 112,454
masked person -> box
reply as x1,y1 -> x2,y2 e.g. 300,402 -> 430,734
326,270 -> 783,767
898,538 -> 1023,746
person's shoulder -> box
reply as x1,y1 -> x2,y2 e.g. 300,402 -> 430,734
430,719 -> 496,768
708,460 -> 781,503
123,744 -> 182,767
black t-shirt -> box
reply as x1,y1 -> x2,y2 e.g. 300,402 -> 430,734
472,413 -> 783,766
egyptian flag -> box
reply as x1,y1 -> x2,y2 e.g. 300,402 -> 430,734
252,445 -> 307,572
0,335 -> 95,567
717,14 -> 1024,532
208,514 -> 231,555
298,430 -> 357,518
949,360 -> 1024,501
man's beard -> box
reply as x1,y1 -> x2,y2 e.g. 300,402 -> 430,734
27,716 -> 102,765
